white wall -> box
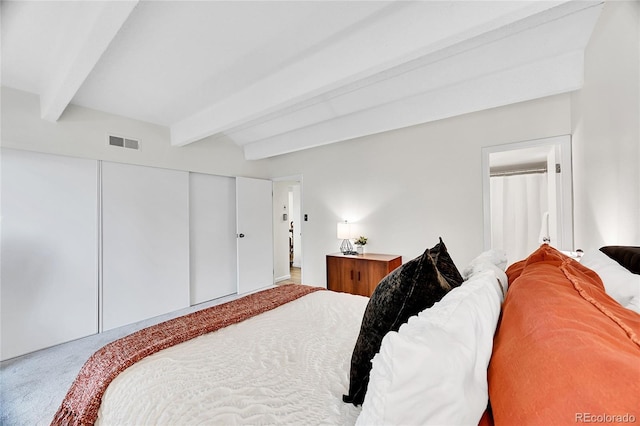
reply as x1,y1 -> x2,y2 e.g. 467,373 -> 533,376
6,82 -> 568,294
2,0 -> 636,295
0,87 -> 269,178
572,0 -> 640,248
264,0 -> 639,289
267,94 -> 572,287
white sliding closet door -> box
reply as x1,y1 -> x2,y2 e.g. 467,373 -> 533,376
1,149 -> 98,360
102,162 -> 189,331
189,173 -> 237,305
236,177 -> 273,295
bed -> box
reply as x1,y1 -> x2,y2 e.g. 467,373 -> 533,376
52,242 -> 640,426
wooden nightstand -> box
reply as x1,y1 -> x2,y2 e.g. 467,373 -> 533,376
326,253 -> 402,297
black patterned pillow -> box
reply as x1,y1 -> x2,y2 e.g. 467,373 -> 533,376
429,237 -> 464,288
342,247 -> 453,406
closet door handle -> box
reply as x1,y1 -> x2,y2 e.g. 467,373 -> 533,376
357,271 -> 361,281
238,233 -> 245,238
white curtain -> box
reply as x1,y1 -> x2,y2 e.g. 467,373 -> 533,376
490,173 -> 548,264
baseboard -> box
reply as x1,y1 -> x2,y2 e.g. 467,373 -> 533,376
275,274 -> 291,283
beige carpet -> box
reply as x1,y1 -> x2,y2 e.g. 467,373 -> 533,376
0,292 -> 242,426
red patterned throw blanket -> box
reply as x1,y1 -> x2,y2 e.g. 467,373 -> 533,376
51,284 -> 323,426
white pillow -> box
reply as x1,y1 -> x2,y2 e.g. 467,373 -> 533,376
356,269 -> 503,426
461,249 -> 509,298
461,248 -> 508,278
580,249 -> 640,314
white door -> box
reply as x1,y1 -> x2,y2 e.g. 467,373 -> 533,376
190,173 -> 237,305
236,177 -> 273,294
1,149 -> 98,360
101,162 -> 190,331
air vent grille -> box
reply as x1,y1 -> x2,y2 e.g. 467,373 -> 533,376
108,135 -> 140,150
124,138 -> 139,149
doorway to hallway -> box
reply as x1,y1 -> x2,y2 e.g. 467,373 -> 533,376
273,175 -> 303,285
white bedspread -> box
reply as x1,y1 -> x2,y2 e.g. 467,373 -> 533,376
96,290 -> 367,425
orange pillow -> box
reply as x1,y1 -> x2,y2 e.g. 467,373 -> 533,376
488,245 -> 640,425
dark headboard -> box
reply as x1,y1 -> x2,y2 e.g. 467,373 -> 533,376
599,246 -> 640,275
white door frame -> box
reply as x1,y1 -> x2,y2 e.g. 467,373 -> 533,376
481,135 -> 573,252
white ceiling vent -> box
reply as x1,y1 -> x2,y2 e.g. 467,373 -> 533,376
108,135 -> 140,150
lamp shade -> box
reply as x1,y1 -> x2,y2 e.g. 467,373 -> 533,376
337,221 -> 352,239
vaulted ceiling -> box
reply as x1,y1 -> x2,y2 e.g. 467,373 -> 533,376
1,1 -> 603,159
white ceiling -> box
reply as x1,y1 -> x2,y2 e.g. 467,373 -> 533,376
1,0 -> 603,159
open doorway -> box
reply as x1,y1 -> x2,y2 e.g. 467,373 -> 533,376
482,135 -> 573,265
272,176 -> 303,284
